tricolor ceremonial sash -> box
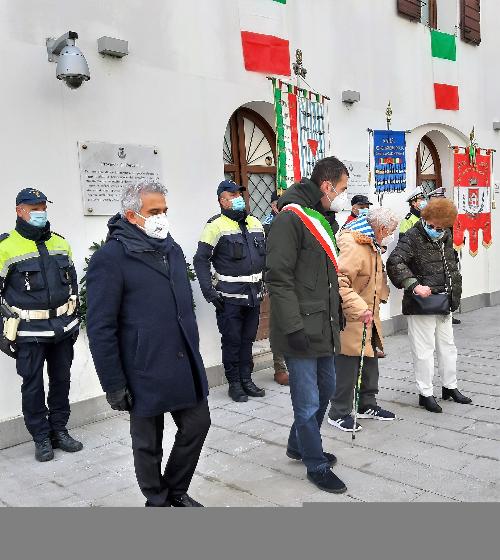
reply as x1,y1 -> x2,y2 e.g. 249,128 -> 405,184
282,204 -> 339,271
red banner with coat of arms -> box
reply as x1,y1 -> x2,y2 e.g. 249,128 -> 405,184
453,148 -> 492,256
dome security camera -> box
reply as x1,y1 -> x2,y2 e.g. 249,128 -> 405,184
56,44 -> 90,89
46,31 -> 90,90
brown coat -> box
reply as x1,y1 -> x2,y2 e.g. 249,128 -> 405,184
337,230 -> 390,357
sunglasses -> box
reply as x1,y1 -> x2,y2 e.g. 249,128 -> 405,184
424,222 -> 445,233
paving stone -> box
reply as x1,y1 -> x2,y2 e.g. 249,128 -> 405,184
411,492 -> 457,502
1,306 -> 499,506
463,421 -> 500,441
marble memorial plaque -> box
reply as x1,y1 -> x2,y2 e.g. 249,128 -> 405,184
79,141 -> 162,215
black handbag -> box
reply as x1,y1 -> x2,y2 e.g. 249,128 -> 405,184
410,292 -> 451,315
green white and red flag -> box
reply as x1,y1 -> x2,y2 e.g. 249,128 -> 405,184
431,29 -> 459,111
239,0 -> 290,76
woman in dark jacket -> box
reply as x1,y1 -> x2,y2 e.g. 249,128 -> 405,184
386,198 -> 472,413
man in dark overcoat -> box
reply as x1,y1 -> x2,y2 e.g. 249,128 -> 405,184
86,181 -> 210,507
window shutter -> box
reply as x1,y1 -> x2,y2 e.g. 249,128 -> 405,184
461,0 -> 481,45
397,0 -> 422,22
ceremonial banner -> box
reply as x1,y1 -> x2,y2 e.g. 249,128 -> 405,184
453,148 -> 492,256
373,130 -> 407,193
273,80 -> 329,190
239,0 -> 290,76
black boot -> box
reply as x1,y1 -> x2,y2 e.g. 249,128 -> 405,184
51,430 -> 84,453
442,387 -> 472,404
228,382 -> 248,402
241,380 -> 266,398
35,438 -> 54,462
419,395 -> 442,413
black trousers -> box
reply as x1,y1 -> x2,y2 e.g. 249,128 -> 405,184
15,337 -> 74,443
216,303 -> 260,383
129,399 -> 211,507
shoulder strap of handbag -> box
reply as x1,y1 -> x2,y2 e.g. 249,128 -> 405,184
281,203 -> 339,272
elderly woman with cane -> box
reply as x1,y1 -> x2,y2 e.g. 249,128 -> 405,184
387,197 -> 471,413
328,207 -> 399,433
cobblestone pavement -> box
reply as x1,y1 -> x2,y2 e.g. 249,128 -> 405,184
1,307 -> 499,506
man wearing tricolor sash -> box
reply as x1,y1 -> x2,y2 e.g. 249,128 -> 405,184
266,157 -> 360,495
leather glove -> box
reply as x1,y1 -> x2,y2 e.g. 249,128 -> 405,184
0,335 -> 18,359
287,329 -> 309,352
106,387 -> 133,411
211,294 -> 225,313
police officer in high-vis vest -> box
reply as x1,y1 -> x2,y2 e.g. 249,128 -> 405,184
0,189 -> 83,462
194,180 -> 266,402
399,187 -> 428,238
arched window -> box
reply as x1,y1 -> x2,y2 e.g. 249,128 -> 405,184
223,108 -> 277,221
416,135 -> 442,195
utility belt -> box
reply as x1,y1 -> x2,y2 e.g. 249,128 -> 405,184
215,272 -> 263,283
1,296 -> 77,342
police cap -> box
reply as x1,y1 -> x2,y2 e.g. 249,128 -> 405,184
217,180 -> 246,198
16,188 -> 52,206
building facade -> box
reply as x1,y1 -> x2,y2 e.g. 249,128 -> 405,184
0,0 -> 498,445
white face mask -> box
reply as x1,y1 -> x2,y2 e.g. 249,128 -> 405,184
135,212 -> 170,239
327,188 -> 348,213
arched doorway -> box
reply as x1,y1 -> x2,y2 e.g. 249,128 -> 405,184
416,135 -> 442,195
223,106 -> 277,340
223,107 -> 277,220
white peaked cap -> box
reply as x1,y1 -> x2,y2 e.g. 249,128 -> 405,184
406,186 -> 425,202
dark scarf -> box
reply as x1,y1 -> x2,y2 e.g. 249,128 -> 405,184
221,208 -> 248,224
15,217 -> 51,243
410,206 -> 421,219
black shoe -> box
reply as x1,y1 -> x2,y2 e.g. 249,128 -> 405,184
286,449 -> 337,467
170,494 -> 204,507
241,380 -> 266,398
452,317 -> 461,325
307,469 -> 347,494
35,438 -> 54,462
419,395 -> 442,413
51,430 -> 84,453
442,387 -> 472,404
228,382 -> 248,402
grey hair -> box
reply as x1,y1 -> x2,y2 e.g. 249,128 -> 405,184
120,181 -> 168,217
366,207 -> 399,231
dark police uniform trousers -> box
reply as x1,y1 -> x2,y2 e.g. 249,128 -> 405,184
16,337 -> 75,443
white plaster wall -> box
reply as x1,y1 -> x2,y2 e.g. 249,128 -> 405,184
0,0 -> 499,423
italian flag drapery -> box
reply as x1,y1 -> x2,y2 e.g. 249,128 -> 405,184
431,29 -> 459,111
273,79 -> 329,191
239,0 -> 290,76
453,148 -> 492,256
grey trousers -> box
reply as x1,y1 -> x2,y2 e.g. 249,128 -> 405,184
328,354 -> 379,420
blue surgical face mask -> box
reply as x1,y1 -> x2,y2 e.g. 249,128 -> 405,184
422,220 -> 444,241
418,200 -> 428,211
231,196 -> 246,212
357,208 -> 369,217
28,210 -> 48,228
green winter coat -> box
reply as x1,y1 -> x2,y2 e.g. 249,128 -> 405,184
265,178 -> 343,358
